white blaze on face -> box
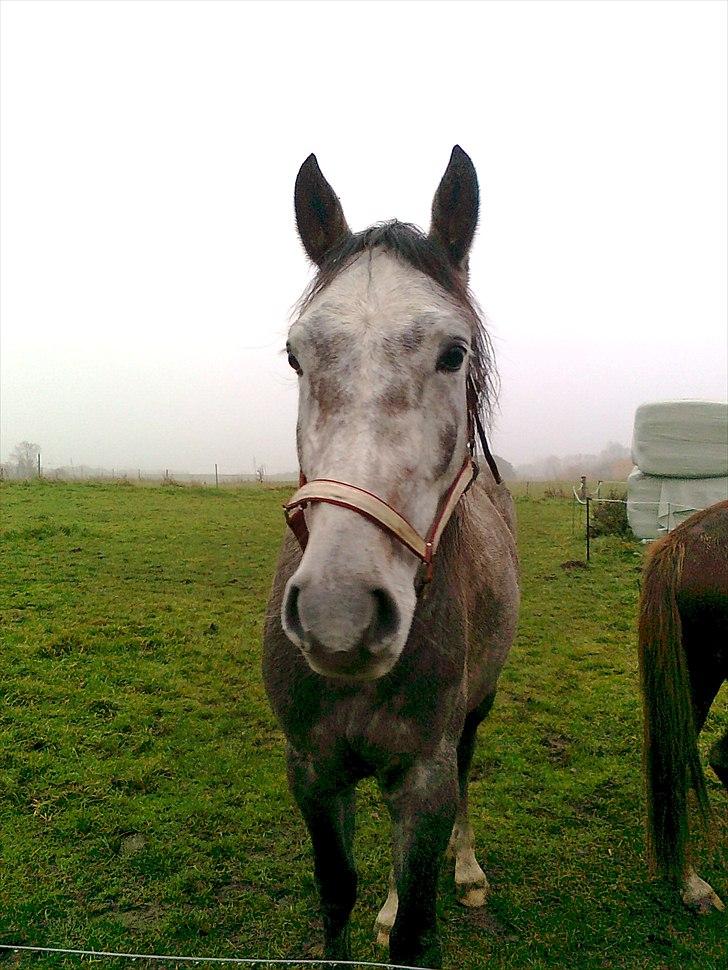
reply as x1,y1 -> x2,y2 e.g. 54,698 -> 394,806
281,249 -> 473,678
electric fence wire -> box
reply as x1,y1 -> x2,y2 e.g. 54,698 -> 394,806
0,944 -> 436,970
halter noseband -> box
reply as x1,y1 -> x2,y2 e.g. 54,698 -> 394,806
283,376 -> 501,585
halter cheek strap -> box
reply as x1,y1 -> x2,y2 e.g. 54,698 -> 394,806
283,456 -> 478,583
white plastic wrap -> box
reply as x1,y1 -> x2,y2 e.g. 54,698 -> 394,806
627,468 -> 663,540
627,467 -> 728,540
631,400 -> 728,478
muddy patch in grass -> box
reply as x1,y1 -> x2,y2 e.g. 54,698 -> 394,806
461,908 -> 519,941
540,731 -> 573,766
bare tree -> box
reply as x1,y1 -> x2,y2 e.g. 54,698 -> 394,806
10,441 -> 41,478
255,464 -> 266,485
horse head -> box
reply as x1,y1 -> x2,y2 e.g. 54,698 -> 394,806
281,147 -> 493,680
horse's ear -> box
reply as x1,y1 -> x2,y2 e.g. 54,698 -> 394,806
294,154 -> 351,267
429,145 -> 479,271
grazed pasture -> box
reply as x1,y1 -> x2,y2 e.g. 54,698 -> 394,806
0,482 -> 725,969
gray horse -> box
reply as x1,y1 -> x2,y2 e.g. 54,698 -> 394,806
263,147 -> 520,968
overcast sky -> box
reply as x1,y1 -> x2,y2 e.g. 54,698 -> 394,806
1,0 -> 726,473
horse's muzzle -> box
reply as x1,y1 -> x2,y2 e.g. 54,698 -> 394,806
282,580 -> 401,680
302,635 -> 399,681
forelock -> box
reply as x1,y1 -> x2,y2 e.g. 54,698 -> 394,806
294,220 -> 498,423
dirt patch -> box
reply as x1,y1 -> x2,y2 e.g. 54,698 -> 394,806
121,833 -> 146,857
540,732 -> 573,766
462,908 -> 519,940
115,902 -> 165,930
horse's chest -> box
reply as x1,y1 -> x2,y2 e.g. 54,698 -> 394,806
301,690 -> 457,776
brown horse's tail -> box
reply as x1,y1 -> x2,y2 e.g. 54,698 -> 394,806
638,536 -> 710,886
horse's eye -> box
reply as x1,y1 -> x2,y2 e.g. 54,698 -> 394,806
288,353 -> 302,375
437,345 -> 467,373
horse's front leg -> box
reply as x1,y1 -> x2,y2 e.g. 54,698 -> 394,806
287,748 -> 357,962
380,747 -> 458,969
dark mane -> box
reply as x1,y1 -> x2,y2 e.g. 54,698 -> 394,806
296,220 -> 498,427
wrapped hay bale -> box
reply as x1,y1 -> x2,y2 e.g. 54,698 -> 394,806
627,468 -> 662,539
631,400 -> 728,478
655,476 -> 728,530
627,467 -> 728,540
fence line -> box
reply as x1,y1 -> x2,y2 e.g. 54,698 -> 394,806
570,492 -> 712,561
0,945 -> 434,970
0,461 -> 293,487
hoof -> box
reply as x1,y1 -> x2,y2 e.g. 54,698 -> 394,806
457,880 -> 489,908
458,883 -> 489,908
682,872 -> 725,914
684,890 -> 725,914
374,919 -> 391,948
683,890 -> 725,916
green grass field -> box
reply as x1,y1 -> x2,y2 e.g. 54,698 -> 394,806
0,482 -> 725,969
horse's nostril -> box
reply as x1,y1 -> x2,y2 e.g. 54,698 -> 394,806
370,587 -> 399,644
283,577 -> 400,659
283,583 -> 305,643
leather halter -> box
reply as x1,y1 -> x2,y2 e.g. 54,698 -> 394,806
283,376 -> 500,585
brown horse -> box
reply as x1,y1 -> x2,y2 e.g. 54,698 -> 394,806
262,148 -> 520,968
638,499 -> 728,913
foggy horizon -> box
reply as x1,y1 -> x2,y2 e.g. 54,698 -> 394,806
2,2 -> 726,476
0,437 -> 633,480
